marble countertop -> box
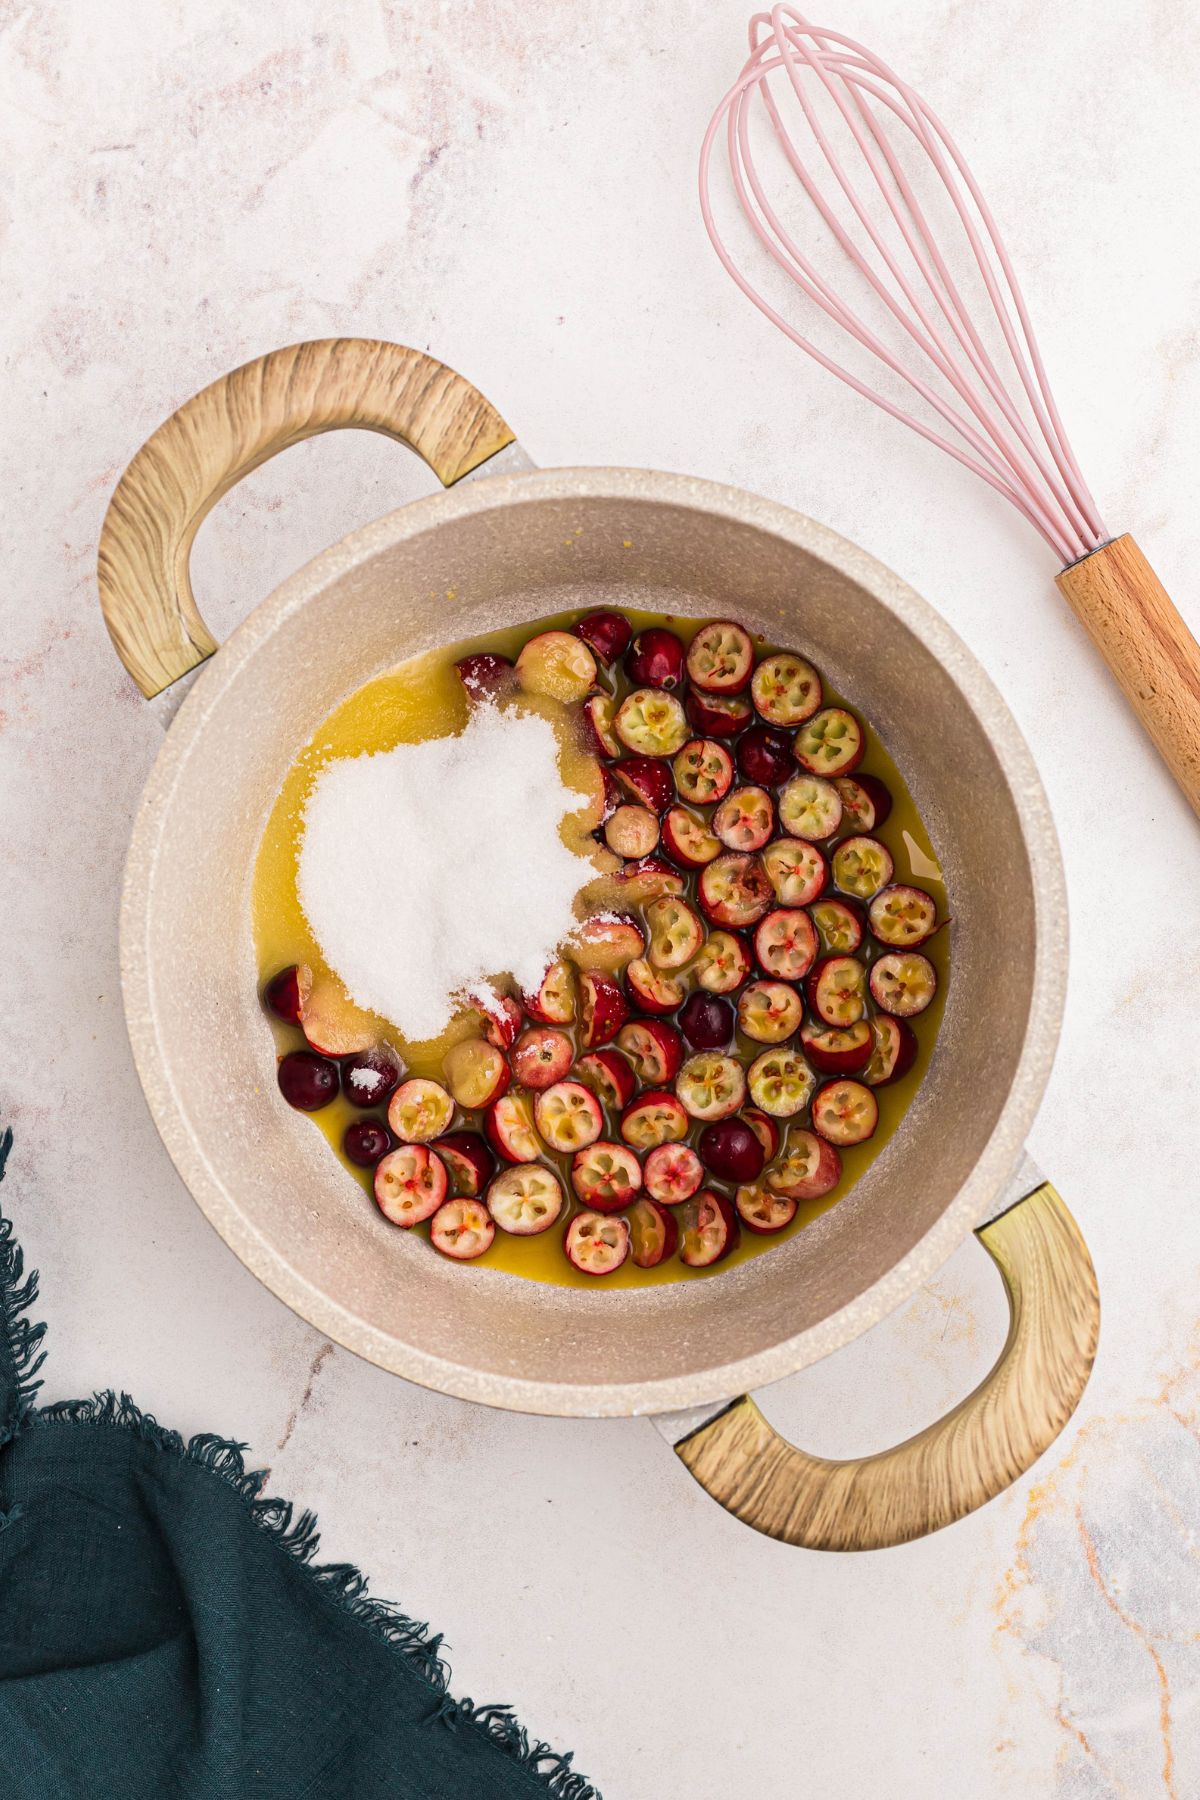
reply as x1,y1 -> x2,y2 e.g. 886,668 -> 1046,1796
3,1 -> 1199,1793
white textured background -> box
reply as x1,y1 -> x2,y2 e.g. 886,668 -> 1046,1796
2,2 -> 1200,1794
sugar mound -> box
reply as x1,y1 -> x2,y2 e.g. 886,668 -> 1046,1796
297,703 -> 594,1043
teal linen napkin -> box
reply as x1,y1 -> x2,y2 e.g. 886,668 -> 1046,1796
0,1134 -> 600,1799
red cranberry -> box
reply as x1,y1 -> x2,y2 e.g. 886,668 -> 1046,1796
574,610 -> 631,662
342,1049 -> 401,1109
678,991 -> 734,1049
455,653 -> 514,702
737,725 -> 796,787
263,963 -> 310,1026
278,1050 -> 339,1111
626,628 -> 685,689
699,1119 -> 765,1183
343,1119 -> 393,1167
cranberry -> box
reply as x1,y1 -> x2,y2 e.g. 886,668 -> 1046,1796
342,1048 -> 401,1109
574,609 -> 632,662
737,725 -> 796,787
343,1119 -> 392,1167
263,963 -> 310,1025
626,628 -> 685,690
455,653 -> 513,702
278,1050 -> 339,1111
678,991 -> 734,1049
699,1119 -> 765,1183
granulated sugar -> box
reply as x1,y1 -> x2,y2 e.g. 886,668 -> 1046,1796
297,703 -> 595,1043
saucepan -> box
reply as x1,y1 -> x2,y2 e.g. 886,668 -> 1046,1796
101,339 -> 1098,1549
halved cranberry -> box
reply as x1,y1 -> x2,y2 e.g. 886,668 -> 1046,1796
754,908 -> 818,981
534,1080 -> 604,1152
686,619 -> 755,693
583,694 -> 621,759
679,1191 -> 739,1266
812,1079 -> 878,1146
693,930 -> 752,993
777,773 -> 843,842
374,1144 -> 448,1225
734,1185 -> 798,1234
868,884 -> 939,948
614,755 -> 675,814
736,979 -> 803,1044
430,1197 -> 495,1260
516,629 -> 596,701
574,609 -> 632,663
643,1142 -> 704,1204
574,1047 -> 637,1110
672,737 -> 734,804
686,690 -> 752,737
862,1014 -> 918,1086
343,1119 -> 392,1168
485,1090 -> 542,1163
342,1048 -> 401,1109
626,627 -> 685,689
737,725 -> 796,787
761,837 -> 827,906
565,1210 -> 630,1276
799,1018 -> 874,1075
698,853 -> 773,928
699,1118 -> 765,1183
479,991 -> 523,1049
794,706 -> 865,776
675,1052 -> 746,1121
387,1078 -> 455,1143
807,955 -> 868,1028
750,651 -> 822,726
713,785 -> 774,853
455,652 -> 514,703
628,1197 -> 680,1267
571,1140 -> 643,1210
578,971 -> 630,1047
869,952 -> 937,1017
619,1091 -> 690,1150
512,1027 -> 574,1090
646,895 -> 705,969
741,1106 -> 781,1162
605,803 -> 660,859
810,896 -> 865,954
433,1131 -> 495,1196
523,960 -> 577,1025
834,773 -> 893,831
747,1048 -> 815,1118
611,855 -> 686,902
617,1019 -> 684,1086
442,1037 -> 511,1110
488,1164 -> 565,1235
569,914 -> 646,972
678,990 -> 734,1050
616,688 -> 689,757
832,835 -> 894,901
625,958 -> 685,1016
301,974 -> 376,1057
661,805 -> 721,870
263,962 -> 312,1026
766,1128 -> 841,1200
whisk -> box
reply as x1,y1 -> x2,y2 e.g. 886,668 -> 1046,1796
700,7 -> 1200,817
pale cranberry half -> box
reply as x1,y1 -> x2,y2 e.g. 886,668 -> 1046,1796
565,1210 -> 630,1276
374,1145 -> 448,1226
430,1197 -> 495,1260
628,1197 -> 680,1268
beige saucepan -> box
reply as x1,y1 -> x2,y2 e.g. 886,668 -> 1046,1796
100,339 -> 1098,1550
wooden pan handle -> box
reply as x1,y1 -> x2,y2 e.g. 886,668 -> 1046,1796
97,338 -> 515,698
675,1182 -> 1098,1550
1056,535 -> 1200,817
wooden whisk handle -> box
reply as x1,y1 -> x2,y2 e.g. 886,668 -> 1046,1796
1056,536 -> 1200,817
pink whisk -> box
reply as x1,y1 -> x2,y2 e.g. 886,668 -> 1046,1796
700,7 -> 1200,817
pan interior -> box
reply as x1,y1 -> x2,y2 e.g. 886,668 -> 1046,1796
126,475 -> 1056,1413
